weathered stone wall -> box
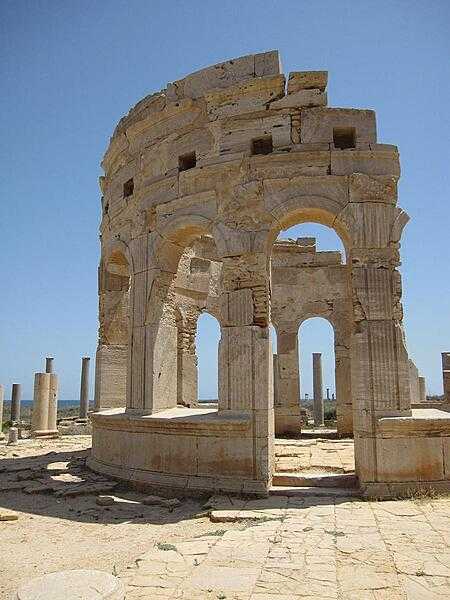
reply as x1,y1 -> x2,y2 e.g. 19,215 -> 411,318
90,51 -> 450,497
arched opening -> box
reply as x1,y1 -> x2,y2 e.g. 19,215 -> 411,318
196,312 -> 220,404
298,317 -> 336,426
276,222 -> 347,264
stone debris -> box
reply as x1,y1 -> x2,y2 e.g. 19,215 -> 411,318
0,509 -> 19,521
142,495 -> 181,510
96,495 -> 115,506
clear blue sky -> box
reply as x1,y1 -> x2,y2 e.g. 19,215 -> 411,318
1,1 -> 449,401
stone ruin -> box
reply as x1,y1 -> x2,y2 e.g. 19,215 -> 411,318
88,50 -> 450,497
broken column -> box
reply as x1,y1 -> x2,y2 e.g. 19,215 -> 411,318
31,373 -> 59,437
11,383 -> 21,426
45,356 -> 54,373
442,352 -> 450,403
79,357 -> 90,420
313,352 -> 324,426
418,376 -> 427,403
0,384 -> 4,439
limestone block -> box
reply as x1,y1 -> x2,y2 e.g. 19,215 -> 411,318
167,51 -> 280,100
143,322 -> 178,412
301,107 -> 376,145
331,149 -> 400,177
197,436 -> 254,477
376,436 -> 444,482
444,438 -> 450,479
270,89 -> 327,109
95,344 -> 127,410
249,151 -> 331,179
206,75 -> 285,120
349,173 -> 398,205
288,71 -> 328,93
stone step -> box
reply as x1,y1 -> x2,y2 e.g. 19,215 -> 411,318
273,472 -> 358,488
270,485 -> 360,498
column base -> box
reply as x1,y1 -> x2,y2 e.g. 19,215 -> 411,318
31,429 -> 59,439
275,407 -> 306,436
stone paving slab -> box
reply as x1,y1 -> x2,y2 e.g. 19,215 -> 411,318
274,437 -> 355,475
120,495 -> 450,599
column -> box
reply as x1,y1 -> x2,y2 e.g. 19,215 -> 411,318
0,384 -> 4,439
274,328 -> 301,435
313,352 -> 324,426
47,374 -> 59,432
418,376 -> 426,403
45,357 -> 54,373
442,353 -> 450,403
176,313 -> 199,407
79,357 -> 90,419
31,373 -> 50,436
11,383 -> 21,425
218,250 -> 273,490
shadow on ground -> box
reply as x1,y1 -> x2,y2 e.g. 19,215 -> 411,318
0,446 -> 359,526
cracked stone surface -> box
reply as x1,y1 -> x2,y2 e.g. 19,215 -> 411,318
275,437 -> 355,474
1,436 -> 449,600
120,494 -> 450,599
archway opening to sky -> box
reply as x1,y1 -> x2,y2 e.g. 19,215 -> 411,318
196,312 -> 220,402
298,317 -> 336,421
277,222 -> 346,262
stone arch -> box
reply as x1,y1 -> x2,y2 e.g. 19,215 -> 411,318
266,194 -> 352,258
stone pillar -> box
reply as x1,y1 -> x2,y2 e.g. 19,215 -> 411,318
335,341 -> 353,436
176,313 -> 199,407
126,233 -> 181,414
274,328 -> 301,435
79,357 -> 90,419
11,383 -> 21,425
94,345 -> 127,410
442,352 -> 450,403
217,250 -> 273,491
31,373 -> 50,436
0,384 -> 4,439
408,359 -> 420,403
47,374 -> 59,433
350,246 -> 411,483
45,357 -> 54,373
313,353 -> 324,426
418,376 -> 426,403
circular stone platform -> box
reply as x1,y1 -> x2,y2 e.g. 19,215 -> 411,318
16,570 -> 125,600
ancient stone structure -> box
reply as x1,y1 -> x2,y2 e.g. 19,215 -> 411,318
89,51 -> 450,497
442,352 -> 450,403
31,372 -> 59,438
45,357 -> 54,374
0,384 -> 4,439
313,353 -> 324,426
79,357 -> 90,420
11,383 -> 21,427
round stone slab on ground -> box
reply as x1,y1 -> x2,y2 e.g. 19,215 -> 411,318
16,570 -> 125,600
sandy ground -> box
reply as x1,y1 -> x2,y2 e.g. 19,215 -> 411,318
2,435 -> 450,599
0,436 -> 241,599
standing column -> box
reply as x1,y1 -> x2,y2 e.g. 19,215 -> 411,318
11,383 -> 22,425
47,374 -> 59,433
79,357 -> 90,420
274,329 -> 301,435
441,353 -> 450,404
0,384 -> 4,439
313,352 -> 324,427
31,373 -> 50,436
418,376 -> 426,403
45,357 -> 54,374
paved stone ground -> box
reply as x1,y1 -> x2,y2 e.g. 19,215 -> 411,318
120,494 -> 450,599
275,437 -> 355,474
1,436 -> 450,599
